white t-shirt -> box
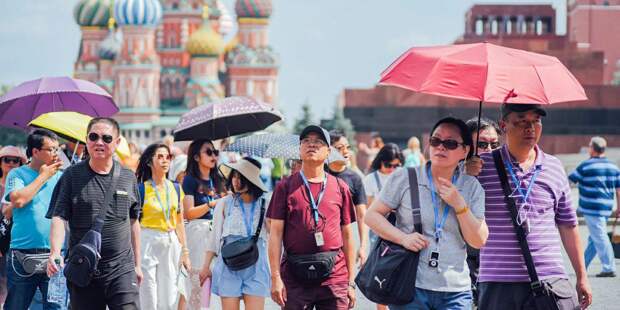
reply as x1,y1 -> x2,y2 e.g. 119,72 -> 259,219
362,171 -> 391,199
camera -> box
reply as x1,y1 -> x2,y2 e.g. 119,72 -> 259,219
429,251 -> 439,268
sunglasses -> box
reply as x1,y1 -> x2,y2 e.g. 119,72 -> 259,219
429,137 -> 464,150
203,149 -> 219,157
383,163 -> 401,169
154,154 -> 173,161
2,157 -> 21,164
477,141 -> 501,150
88,132 -> 114,144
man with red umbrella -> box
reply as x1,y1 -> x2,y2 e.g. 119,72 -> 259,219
473,104 -> 592,310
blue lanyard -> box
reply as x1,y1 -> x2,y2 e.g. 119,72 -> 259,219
504,159 -> 541,204
150,180 -> 172,223
299,171 -> 327,228
239,198 -> 257,237
426,167 -> 457,243
203,179 -> 216,203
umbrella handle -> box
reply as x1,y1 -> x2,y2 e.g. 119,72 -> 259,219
474,101 -> 482,156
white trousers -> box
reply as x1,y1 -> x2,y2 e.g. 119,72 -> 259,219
184,220 -> 213,309
140,228 -> 182,310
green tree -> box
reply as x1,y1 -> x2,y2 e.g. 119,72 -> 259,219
0,84 -> 27,146
321,102 -> 356,143
293,101 -> 315,134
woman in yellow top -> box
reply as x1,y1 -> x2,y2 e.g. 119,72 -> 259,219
136,143 -> 190,309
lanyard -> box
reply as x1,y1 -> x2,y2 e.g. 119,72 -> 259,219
504,159 -> 541,204
151,180 -> 172,223
203,179 -> 216,203
239,198 -> 257,237
426,167 -> 457,243
299,171 -> 327,229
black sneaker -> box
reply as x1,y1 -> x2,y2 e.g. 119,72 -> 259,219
595,271 -> 617,278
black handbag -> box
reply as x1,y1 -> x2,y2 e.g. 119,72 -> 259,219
221,199 -> 266,271
492,150 -> 566,310
64,163 -> 120,287
355,167 -> 422,305
286,250 -> 339,283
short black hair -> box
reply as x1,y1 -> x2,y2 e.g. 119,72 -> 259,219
26,129 -> 58,158
329,130 -> 345,145
225,157 -> 265,199
430,117 -> 474,159
466,117 -> 500,136
370,143 -> 404,172
87,117 -> 120,137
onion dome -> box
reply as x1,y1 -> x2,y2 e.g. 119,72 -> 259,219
74,0 -> 113,27
98,29 -> 122,60
186,7 -> 225,56
235,0 -> 272,19
114,0 -> 162,26
218,0 -> 234,36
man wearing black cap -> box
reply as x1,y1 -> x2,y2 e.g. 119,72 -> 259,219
267,125 -> 357,309
472,104 -> 593,309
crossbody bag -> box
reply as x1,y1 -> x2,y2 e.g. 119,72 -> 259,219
220,198 -> 266,271
64,162 -> 120,287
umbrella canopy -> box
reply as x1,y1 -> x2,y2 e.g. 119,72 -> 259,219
225,133 -> 345,163
0,76 -> 119,130
379,42 -> 587,104
173,96 -> 283,141
28,111 -> 130,159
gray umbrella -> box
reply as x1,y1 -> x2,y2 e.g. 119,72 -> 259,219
173,96 -> 283,141
225,133 -> 345,163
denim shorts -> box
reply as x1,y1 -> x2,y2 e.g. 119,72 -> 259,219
389,288 -> 472,310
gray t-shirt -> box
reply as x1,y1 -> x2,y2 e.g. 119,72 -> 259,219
378,164 -> 485,292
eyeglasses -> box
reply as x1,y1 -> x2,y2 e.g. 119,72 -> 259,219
154,154 -> 172,161
477,141 -> 501,150
2,157 -> 21,164
39,147 -> 59,154
203,149 -> 219,157
383,162 -> 401,169
429,137 -> 464,150
335,144 -> 352,151
510,119 -> 542,129
88,132 -> 114,144
301,138 -> 327,146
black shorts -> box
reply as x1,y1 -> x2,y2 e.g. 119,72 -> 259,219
68,270 -> 140,310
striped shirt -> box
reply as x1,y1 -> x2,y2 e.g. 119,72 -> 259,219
477,145 -> 577,283
568,157 -> 620,217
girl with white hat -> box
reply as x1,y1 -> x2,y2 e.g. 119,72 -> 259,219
199,157 -> 270,310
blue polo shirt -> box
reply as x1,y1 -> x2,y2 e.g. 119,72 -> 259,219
569,157 -> 620,217
3,166 -> 62,250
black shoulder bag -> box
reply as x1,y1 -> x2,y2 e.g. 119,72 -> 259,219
355,167 -> 422,305
221,198 -> 266,271
64,162 -> 120,287
492,150 -> 562,310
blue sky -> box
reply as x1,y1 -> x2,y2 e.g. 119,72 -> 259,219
0,0 -> 566,125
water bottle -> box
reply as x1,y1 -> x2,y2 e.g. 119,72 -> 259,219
47,259 -> 67,306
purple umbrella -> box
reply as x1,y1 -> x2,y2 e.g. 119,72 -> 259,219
174,96 -> 283,141
0,76 -> 119,130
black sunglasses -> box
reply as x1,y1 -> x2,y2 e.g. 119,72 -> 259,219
2,157 -> 21,164
383,162 -> 401,169
88,132 -> 114,144
203,149 -> 219,157
477,141 -> 500,150
429,137 -> 464,150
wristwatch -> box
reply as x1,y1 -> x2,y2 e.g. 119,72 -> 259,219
349,282 -> 356,289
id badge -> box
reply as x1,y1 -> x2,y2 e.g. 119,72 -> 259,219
314,232 -> 325,247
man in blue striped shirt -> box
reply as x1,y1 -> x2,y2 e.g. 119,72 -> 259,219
569,136 -> 619,277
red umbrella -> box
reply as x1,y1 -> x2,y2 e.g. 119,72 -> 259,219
379,42 -> 587,153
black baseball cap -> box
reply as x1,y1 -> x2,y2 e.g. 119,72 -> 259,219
299,125 -> 331,147
501,103 -> 547,119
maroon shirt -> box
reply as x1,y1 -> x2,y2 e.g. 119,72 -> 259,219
267,172 -> 356,286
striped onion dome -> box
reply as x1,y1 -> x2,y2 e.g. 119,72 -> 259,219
74,0 -> 113,27
235,0 -> 272,19
114,0 -> 162,26
218,0 -> 234,36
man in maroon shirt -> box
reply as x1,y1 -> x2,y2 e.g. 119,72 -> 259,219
268,125 -> 357,309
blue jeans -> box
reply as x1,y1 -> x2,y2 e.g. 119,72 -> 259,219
4,250 -> 61,310
389,288 -> 472,310
584,215 -> 616,273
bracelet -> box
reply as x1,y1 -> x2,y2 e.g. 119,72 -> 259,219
349,282 -> 357,289
455,206 -> 469,215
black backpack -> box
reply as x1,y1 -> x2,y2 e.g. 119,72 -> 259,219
355,167 -> 422,305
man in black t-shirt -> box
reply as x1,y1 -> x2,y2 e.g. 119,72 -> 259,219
328,130 -> 369,266
46,118 -> 142,310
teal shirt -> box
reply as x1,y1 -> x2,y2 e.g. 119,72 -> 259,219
3,166 -> 62,250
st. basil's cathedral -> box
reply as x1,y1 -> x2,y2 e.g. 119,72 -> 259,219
72,0 -> 278,144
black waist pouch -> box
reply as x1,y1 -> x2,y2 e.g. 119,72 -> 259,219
64,230 -> 101,287
221,237 -> 259,271
287,251 -> 338,283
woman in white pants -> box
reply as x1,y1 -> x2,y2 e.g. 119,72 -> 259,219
136,143 -> 190,309
182,139 -> 227,309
